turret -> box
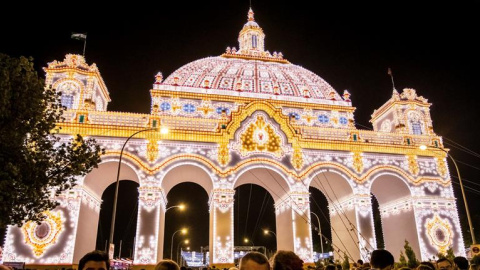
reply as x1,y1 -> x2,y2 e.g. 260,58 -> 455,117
44,54 -> 110,111
371,88 -> 435,136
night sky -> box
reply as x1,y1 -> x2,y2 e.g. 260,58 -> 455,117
2,0 -> 480,257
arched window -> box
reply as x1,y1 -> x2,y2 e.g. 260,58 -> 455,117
411,121 -> 422,135
61,94 -> 74,109
252,35 -> 257,48
408,111 -> 423,135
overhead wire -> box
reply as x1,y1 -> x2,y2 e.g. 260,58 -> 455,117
300,149 -> 376,254
245,168 -> 356,261
251,191 -> 270,242
243,184 -> 253,238
255,167 -> 357,260
451,175 -> 480,188
444,137 -> 480,159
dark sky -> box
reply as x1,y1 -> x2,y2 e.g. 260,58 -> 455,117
2,0 -> 480,255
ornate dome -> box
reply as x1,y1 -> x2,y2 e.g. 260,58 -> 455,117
156,9 -> 350,106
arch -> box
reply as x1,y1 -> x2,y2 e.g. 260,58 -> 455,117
369,171 -> 420,261
82,159 -> 140,198
233,183 -> 276,249
370,171 -> 412,204
233,165 -> 291,202
73,159 -> 141,263
52,78 -> 85,110
161,161 -> 214,197
307,167 -> 355,203
307,167 -> 360,261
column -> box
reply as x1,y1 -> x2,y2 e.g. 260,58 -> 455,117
134,181 -> 166,266
275,192 -> 314,263
209,189 -> 235,268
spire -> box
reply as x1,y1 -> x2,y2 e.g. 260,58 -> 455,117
248,7 -> 255,21
223,8 -> 287,63
238,8 -> 265,54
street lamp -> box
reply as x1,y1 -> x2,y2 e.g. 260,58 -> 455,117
166,204 -> 186,212
109,127 -> 158,258
177,239 -> 189,263
263,229 -> 277,237
419,144 -> 476,244
311,212 -> 324,255
171,228 -> 188,259
244,238 -> 255,246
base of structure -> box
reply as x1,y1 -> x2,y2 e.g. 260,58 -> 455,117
24,264 -> 73,270
132,265 -> 155,270
211,263 -> 235,269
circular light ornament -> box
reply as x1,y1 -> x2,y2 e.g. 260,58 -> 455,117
22,211 -> 63,257
426,214 -> 453,254
253,128 -> 269,146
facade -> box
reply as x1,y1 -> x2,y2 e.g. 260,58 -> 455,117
3,8 -> 465,269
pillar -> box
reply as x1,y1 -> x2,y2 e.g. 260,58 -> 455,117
275,192 -> 314,263
209,189 -> 235,268
134,180 -> 166,266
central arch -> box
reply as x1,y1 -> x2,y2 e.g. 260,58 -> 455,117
161,163 -> 214,196
308,168 -> 362,261
156,162 -> 215,261
233,166 -> 292,252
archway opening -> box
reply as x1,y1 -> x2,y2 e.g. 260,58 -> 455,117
163,182 -> 210,261
73,160 -> 140,263
158,163 -> 213,264
309,187 -> 332,256
96,180 -> 139,258
370,173 -> 419,260
234,183 -> 276,257
233,167 -> 288,258
309,169 -> 361,261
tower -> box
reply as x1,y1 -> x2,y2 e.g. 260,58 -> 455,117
371,88 -> 440,146
45,54 -> 110,112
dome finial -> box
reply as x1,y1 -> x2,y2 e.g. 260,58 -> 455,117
248,8 -> 255,22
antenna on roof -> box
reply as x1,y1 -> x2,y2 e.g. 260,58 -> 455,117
387,67 -> 396,91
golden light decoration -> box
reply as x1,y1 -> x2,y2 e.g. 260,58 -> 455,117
408,154 -> 420,176
240,115 -> 282,156
426,214 -> 453,254
22,211 -> 64,257
147,139 -> 159,162
353,151 -> 364,174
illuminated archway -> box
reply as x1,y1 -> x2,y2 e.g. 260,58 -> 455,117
308,168 -> 362,261
75,160 -> 141,263
233,167 -> 295,254
370,171 -> 420,260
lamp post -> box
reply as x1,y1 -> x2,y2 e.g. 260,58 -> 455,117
177,239 -> 189,263
244,238 -> 255,249
166,204 -> 186,212
171,228 -> 188,259
420,145 -> 476,244
109,127 -> 157,258
179,246 -> 190,266
263,229 -> 277,238
311,212 -> 324,255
